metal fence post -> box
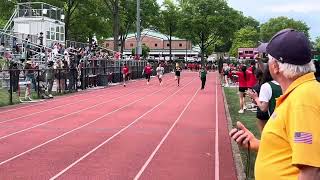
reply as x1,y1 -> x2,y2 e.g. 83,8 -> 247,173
37,69 -> 40,98
9,69 -> 13,105
81,67 -> 85,90
58,69 -> 61,94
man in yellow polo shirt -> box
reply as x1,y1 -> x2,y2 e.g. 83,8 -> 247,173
230,29 -> 320,180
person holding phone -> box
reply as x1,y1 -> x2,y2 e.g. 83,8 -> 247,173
247,66 -> 282,132
230,29 -> 320,180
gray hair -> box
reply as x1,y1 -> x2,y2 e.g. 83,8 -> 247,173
268,54 -> 316,79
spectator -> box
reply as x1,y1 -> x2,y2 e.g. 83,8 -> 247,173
45,61 -> 54,98
314,59 -> 320,80
248,65 -> 282,132
230,29 -> 320,180
232,65 -> 250,113
0,43 -> 4,56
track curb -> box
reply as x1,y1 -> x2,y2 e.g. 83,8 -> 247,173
221,86 -> 246,180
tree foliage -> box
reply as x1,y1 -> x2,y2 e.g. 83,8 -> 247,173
157,0 -> 180,61
314,36 -> 320,52
131,44 -> 150,59
179,0 -> 240,63
229,26 -> 259,57
118,0 -> 159,53
260,16 -> 310,42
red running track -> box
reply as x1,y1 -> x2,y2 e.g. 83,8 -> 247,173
0,72 -> 237,180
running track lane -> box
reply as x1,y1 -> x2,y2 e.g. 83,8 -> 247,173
0,76 -> 160,120
0,75 -> 150,114
0,76 -> 176,137
0,75 -> 182,166
0,75 -> 195,178
134,73 -> 217,180
52,75 -> 199,179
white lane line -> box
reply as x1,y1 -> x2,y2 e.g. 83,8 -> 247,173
0,85 -> 109,114
0,79 -> 178,166
133,87 -> 200,180
0,81 -> 146,124
0,74 -> 151,114
49,78 -> 196,180
0,81 -> 162,141
215,75 -> 219,180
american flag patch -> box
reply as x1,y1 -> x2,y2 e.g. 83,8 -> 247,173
294,132 -> 313,144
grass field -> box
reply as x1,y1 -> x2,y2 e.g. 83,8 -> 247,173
0,88 -> 40,107
224,87 -> 261,180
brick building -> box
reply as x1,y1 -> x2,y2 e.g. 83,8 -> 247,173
103,29 -> 200,60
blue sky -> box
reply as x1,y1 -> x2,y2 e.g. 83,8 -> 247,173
227,0 -> 320,40
157,0 -> 319,40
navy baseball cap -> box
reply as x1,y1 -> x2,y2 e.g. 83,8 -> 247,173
266,28 -> 312,65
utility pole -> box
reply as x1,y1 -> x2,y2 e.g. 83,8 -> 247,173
136,0 -> 142,60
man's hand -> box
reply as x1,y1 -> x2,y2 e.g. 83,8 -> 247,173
299,165 -> 320,180
229,121 -> 260,151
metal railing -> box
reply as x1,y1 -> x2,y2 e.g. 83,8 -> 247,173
16,2 -> 64,22
2,8 -> 17,33
0,61 -> 174,106
0,31 -> 64,64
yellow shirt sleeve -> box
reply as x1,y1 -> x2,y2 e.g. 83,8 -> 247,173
288,105 -> 320,168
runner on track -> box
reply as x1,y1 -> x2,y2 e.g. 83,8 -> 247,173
144,63 -> 152,85
175,63 -> 182,86
156,64 -> 165,85
122,63 -> 129,87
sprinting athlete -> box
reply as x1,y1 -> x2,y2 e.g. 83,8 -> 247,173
122,64 -> 129,87
156,64 -> 165,85
175,63 -> 182,86
144,63 -> 152,85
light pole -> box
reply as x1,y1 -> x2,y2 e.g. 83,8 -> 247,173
136,0 -> 142,60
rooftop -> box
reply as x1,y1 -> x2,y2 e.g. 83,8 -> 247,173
105,29 -> 184,41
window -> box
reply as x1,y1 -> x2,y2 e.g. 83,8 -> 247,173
106,43 -> 109,47
56,33 -> 59,41
50,31 -> 55,40
155,43 -> 158,47
167,43 -> 170,47
60,34 -> 64,42
60,27 -> 65,34
130,43 -> 133,47
179,43 -> 182,47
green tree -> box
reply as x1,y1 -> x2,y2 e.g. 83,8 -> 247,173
103,0 -> 121,51
315,36 -> 320,52
179,0 -> 239,64
67,0 -> 111,43
260,16 -> 310,42
131,44 -> 150,59
157,0 -> 180,61
118,0 -> 159,54
0,0 -> 16,28
241,16 -> 260,30
229,26 -> 259,57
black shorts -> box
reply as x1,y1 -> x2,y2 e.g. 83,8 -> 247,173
256,108 -> 269,121
175,71 -> 181,77
239,87 -> 248,93
145,74 -> 151,79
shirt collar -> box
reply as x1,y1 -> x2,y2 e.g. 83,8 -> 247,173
276,72 -> 316,107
